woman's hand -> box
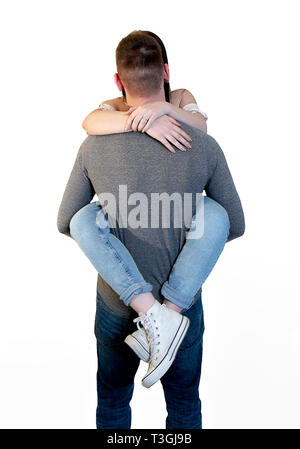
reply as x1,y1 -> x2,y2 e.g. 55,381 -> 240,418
145,115 -> 192,153
124,101 -> 170,132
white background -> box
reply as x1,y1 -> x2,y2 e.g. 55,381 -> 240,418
1,0 -> 299,429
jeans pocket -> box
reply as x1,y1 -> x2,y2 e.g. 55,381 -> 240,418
95,294 -> 133,346
180,298 -> 205,349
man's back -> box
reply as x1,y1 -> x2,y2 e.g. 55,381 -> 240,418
58,123 -> 244,316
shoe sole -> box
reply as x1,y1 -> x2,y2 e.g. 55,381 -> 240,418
124,334 -> 150,362
141,315 -> 190,388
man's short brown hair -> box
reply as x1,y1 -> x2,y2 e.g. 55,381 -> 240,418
116,31 -> 164,97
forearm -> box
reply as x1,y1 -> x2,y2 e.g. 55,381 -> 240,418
82,110 -> 131,135
166,103 -> 207,133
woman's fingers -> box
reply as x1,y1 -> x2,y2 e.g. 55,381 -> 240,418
132,114 -> 144,131
166,135 -> 188,152
141,116 -> 156,133
165,119 -> 192,142
143,116 -> 180,133
126,107 -> 136,115
175,127 -> 192,142
170,130 -> 192,149
126,112 -> 185,135
138,116 -> 150,132
160,137 -> 176,153
168,117 -> 180,126
124,112 -> 135,131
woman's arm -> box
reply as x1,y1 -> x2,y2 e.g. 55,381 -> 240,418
125,90 -> 208,134
165,104 -> 207,132
82,98 -> 133,135
82,108 -> 131,135
171,89 -> 208,133
81,97 -> 193,152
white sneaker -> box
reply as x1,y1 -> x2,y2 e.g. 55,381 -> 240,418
136,300 -> 190,388
124,327 -> 150,362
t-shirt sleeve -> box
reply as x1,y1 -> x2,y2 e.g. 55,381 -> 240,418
205,138 -> 245,241
57,142 -> 95,236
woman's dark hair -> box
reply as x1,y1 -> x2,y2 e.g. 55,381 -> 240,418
144,31 -> 171,102
120,30 -> 171,102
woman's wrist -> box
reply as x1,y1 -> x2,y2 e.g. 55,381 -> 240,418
165,102 -> 177,118
162,101 -> 172,116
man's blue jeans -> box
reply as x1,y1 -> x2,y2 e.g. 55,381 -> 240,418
95,293 -> 205,429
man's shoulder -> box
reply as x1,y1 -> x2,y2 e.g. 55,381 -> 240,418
79,128 -> 222,161
78,133 -> 152,162
80,131 -> 157,149
79,133 -> 126,150
179,123 -> 221,153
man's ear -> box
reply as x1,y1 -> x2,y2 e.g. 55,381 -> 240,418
163,63 -> 170,83
114,73 -> 124,91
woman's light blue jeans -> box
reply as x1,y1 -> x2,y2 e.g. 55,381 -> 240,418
69,197 -> 230,311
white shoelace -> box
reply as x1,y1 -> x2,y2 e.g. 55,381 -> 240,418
133,313 -> 161,360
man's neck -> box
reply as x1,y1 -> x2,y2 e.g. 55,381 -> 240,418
125,87 -> 166,108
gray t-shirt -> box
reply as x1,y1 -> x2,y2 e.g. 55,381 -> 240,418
57,124 -> 245,317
